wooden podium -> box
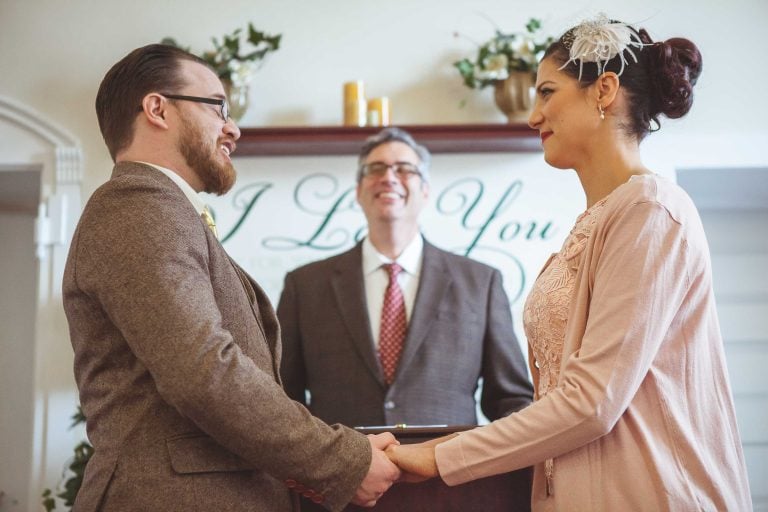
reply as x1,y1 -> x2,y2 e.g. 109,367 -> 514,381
304,426 -> 532,512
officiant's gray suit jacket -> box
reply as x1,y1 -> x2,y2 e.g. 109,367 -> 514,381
63,162 -> 370,512
277,240 -> 533,428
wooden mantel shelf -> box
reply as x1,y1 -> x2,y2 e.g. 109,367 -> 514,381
234,124 -> 541,157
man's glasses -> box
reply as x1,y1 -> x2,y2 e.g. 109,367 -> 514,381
359,162 -> 423,180
162,94 -> 230,122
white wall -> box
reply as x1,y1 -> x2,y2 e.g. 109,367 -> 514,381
678,168 -> 768,509
1,0 -> 767,197
0,184 -> 39,512
1,0 -> 766,510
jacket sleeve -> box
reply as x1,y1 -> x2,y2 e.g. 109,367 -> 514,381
71,180 -> 370,511
277,271 -> 309,405
437,200 -> 691,485
479,269 -> 534,420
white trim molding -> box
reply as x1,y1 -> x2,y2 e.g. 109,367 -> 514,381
0,95 -> 85,511
0,94 -> 83,184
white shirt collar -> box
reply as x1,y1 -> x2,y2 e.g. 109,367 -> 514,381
362,233 -> 423,277
136,161 -> 207,215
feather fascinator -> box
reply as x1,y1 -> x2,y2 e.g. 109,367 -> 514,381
560,13 -> 645,80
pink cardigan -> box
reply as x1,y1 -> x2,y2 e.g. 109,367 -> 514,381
435,175 -> 752,511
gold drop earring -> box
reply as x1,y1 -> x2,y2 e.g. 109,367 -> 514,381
598,103 -> 606,120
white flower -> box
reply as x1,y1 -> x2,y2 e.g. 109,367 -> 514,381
454,17 -> 552,89
475,67 -> 509,81
479,54 -> 510,80
516,37 -> 535,59
227,60 -> 256,86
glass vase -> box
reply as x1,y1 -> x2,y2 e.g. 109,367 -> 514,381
223,79 -> 250,123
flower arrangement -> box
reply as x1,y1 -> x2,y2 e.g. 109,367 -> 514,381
454,18 -> 554,89
162,23 -> 281,87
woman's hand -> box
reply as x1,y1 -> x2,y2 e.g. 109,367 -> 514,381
385,433 -> 458,483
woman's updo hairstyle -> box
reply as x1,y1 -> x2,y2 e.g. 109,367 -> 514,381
543,17 -> 702,140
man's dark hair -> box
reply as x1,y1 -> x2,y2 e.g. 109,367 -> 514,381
95,44 -> 210,161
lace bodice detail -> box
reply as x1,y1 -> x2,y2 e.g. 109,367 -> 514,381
523,199 -> 609,398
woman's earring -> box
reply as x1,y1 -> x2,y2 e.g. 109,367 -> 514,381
598,104 -> 605,120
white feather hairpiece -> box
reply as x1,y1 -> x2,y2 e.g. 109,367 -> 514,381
560,13 -> 645,80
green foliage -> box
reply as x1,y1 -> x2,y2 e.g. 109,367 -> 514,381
69,407 -> 86,428
41,406 -> 92,512
42,489 -> 55,512
163,23 -> 281,81
454,17 -> 554,90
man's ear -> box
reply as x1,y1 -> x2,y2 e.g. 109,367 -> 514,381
140,93 -> 170,129
594,71 -> 620,110
420,178 -> 430,198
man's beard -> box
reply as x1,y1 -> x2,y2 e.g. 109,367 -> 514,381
177,116 -> 236,196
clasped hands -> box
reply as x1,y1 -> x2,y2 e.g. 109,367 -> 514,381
351,433 -> 457,507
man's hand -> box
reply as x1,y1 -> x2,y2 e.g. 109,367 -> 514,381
351,433 -> 402,507
384,433 -> 457,483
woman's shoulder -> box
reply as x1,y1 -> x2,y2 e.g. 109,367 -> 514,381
609,174 -> 698,224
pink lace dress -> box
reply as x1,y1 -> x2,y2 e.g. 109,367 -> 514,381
522,197 -> 609,495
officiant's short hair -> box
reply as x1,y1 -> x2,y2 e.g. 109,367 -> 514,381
356,127 -> 431,183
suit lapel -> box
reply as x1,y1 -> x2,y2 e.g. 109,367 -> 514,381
112,162 -> 283,380
396,241 -> 451,376
234,259 -> 282,378
331,244 -> 385,387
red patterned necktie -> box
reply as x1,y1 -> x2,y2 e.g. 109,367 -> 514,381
379,263 -> 407,385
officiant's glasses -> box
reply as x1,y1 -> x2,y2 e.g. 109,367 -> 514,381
360,162 -> 423,180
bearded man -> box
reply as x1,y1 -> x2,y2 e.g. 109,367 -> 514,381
62,44 -> 400,512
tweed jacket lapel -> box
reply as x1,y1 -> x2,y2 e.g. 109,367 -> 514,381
331,243 -> 385,386
237,263 -> 283,382
395,240 -> 451,377
112,162 -> 282,380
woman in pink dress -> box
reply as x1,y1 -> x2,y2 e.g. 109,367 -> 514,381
386,15 -> 752,511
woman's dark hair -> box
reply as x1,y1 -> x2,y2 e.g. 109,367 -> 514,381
95,44 -> 210,161
543,22 -> 702,140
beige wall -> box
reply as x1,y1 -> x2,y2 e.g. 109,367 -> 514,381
1,0 -> 766,510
